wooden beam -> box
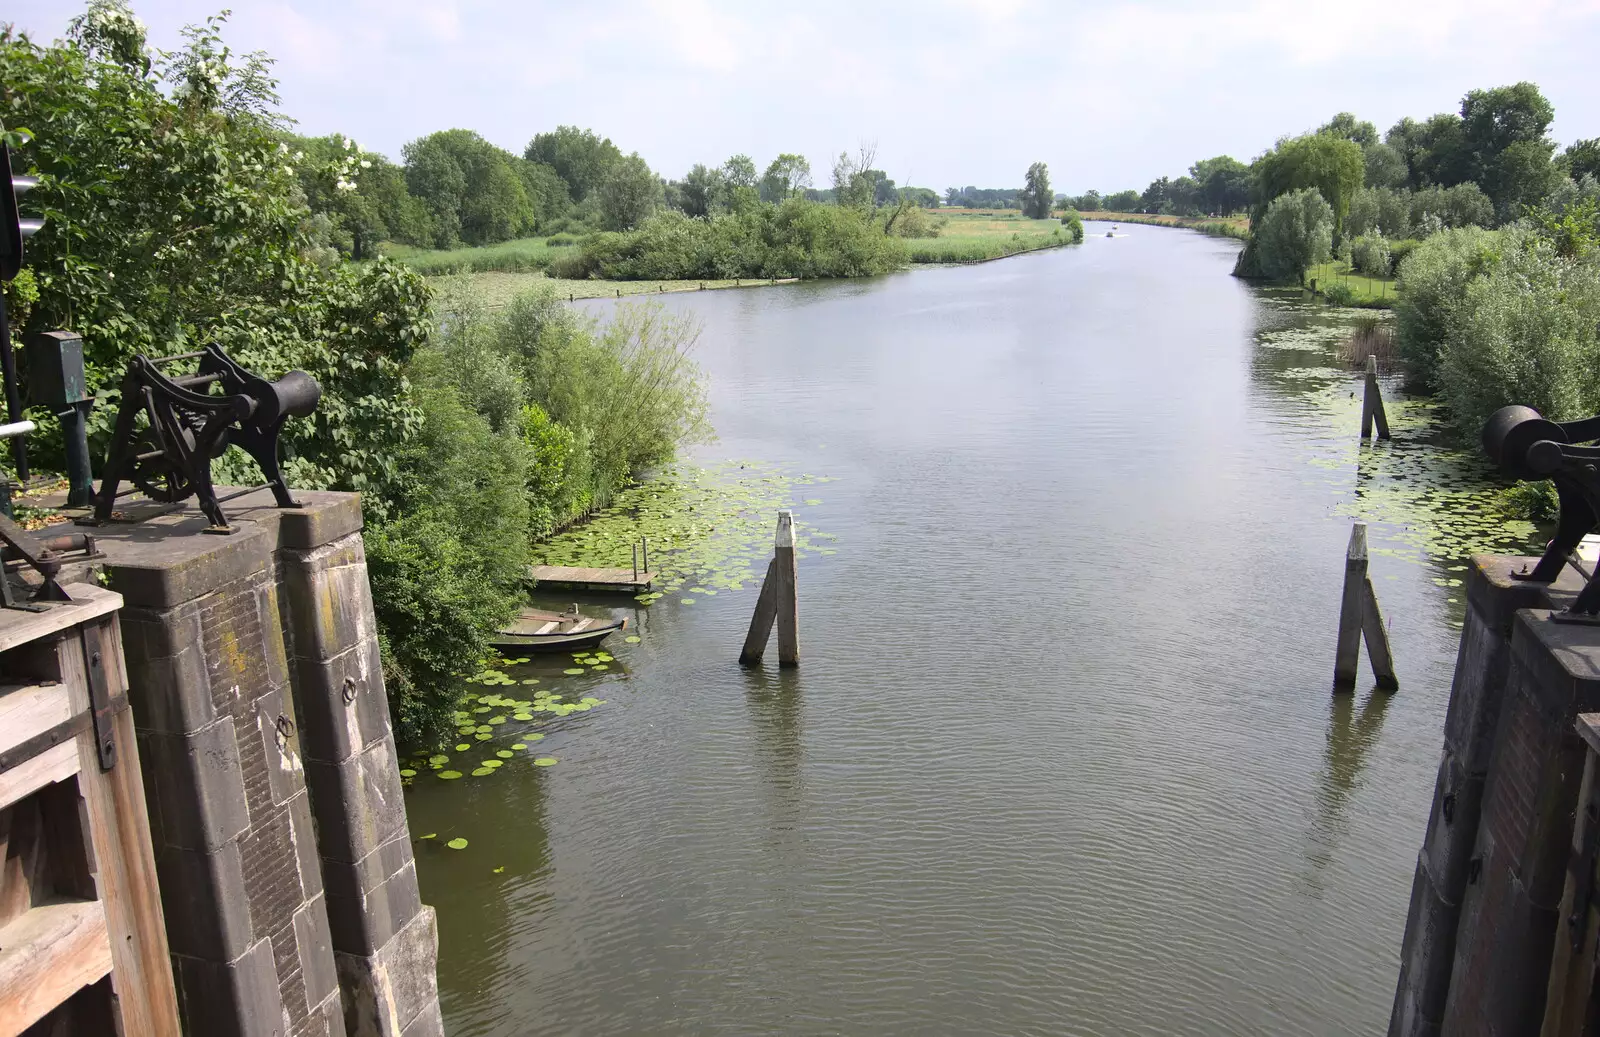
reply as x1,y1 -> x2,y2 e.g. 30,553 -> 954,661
1334,523 -> 1367,690
1363,355 -> 1391,440
739,559 -> 780,667
0,897 -> 113,1035
775,511 -> 799,668
1361,574 -> 1399,691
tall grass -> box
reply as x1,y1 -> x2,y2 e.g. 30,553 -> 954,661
386,236 -> 563,275
1340,314 -> 1398,370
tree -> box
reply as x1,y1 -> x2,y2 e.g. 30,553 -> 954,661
1485,139 -> 1558,222
1139,176 -> 1170,214
832,143 -> 879,210
1190,156 -> 1251,215
597,152 -> 661,231
1387,114 -> 1468,189
761,154 -> 812,201
1363,142 -> 1408,190
403,129 -> 534,247
1019,163 -> 1052,218
1251,133 -> 1364,244
1565,139 -> 1600,184
524,125 -> 622,201
1075,189 -> 1103,211
1254,188 -> 1333,284
1103,189 -> 1141,212
677,163 -> 724,217
1460,82 -> 1556,219
722,154 -> 757,189
1319,112 -> 1379,148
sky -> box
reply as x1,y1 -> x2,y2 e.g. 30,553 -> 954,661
10,0 -> 1600,194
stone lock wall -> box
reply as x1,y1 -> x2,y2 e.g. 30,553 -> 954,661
1389,557 -> 1585,1037
92,490 -> 441,1037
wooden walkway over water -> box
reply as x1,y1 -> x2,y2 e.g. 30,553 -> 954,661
527,566 -> 654,593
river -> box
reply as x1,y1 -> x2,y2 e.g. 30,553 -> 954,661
403,223 -> 1523,1035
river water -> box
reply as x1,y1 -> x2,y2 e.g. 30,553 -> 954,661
404,224 -> 1509,1035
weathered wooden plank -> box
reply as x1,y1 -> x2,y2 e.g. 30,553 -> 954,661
0,897 -> 113,1035
0,585 -> 121,656
57,617 -> 180,1036
775,511 -> 799,668
1334,523 -> 1367,690
0,683 -> 72,758
739,559 -> 780,666
1361,574 -> 1399,691
0,743 -> 77,813
528,566 -> 654,591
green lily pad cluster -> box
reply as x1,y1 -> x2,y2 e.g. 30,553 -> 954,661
1251,295 -> 1542,568
530,460 -> 837,605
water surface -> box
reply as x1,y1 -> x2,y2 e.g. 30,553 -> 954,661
407,225 -> 1501,1035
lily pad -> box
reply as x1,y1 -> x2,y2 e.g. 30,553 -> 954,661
533,757 -> 558,767
438,770 -> 463,780
399,769 -> 416,778
564,668 -> 585,675
446,838 -> 468,850
511,742 -> 527,750
496,750 -> 514,759
470,767 -> 493,777
625,636 -> 641,643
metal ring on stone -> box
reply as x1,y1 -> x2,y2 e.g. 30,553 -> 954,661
275,713 -> 294,749
342,676 -> 360,704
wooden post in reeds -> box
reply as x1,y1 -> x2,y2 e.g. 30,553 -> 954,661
1361,354 -> 1391,440
1334,522 -> 1399,691
739,510 -> 799,668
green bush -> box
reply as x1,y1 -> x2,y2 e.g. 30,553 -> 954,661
553,200 -> 905,281
1256,188 -> 1334,284
1498,480 -> 1560,523
1437,237 -> 1600,434
1059,209 -> 1085,243
1350,235 -> 1393,277
1322,281 -> 1358,306
1386,238 -> 1422,276
1393,226 -> 1510,389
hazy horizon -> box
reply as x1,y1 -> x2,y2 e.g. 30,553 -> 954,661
9,0 -> 1600,194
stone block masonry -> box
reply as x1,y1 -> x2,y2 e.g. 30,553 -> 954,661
1389,556 -> 1587,1037
89,489 -> 440,1037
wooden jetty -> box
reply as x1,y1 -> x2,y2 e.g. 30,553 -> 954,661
528,566 -> 654,593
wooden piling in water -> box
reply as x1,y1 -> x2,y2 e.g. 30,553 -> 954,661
739,511 -> 799,667
1361,354 -> 1391,441
1334,521 -> 1399,691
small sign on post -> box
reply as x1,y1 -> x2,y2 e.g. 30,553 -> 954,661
739,510 -> 799,668
1334,522 -> 1398,691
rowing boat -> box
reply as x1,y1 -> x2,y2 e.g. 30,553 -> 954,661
490,607 -> 626,652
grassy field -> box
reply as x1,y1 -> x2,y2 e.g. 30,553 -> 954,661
1078,210 -> 1251,239
905,209 -> 1078,263
380,236 -> 577,274
442,271 -> 799,308
1307,261 -> 1397,308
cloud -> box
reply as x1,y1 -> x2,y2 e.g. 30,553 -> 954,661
8,0 -> 1600,190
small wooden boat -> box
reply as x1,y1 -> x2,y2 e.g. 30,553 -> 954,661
490,607 -> 626,652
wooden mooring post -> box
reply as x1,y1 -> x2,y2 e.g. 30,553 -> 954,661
1334,522 -> 1398,691
1361,354 -> 1391,440
739,510 -> 799,667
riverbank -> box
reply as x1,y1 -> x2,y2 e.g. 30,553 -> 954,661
1079,210 -> 1249,239
450,271 -> 799,308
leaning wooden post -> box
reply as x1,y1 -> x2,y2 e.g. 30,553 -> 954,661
1362,354 -> 1391,441
775,510 -> 799,667
739,510 -> 799,667
1335,523 -> 1368,689
1334,521 -> 1399,691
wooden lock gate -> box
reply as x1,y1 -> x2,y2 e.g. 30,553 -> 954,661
0,584 -> 178,1035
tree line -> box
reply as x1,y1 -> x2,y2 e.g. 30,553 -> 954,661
296,124 -> 956,260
